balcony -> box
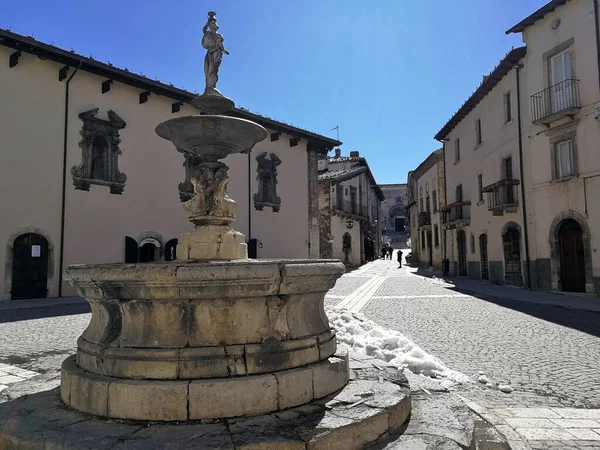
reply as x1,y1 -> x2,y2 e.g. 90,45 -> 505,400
417,211 -> 432,228
333,199 -> 367,217
531,79 -> 580,126
482,179 -> 519,214
441,202 -> 471,227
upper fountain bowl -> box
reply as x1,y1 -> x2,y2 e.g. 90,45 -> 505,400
156,115 -> 268,160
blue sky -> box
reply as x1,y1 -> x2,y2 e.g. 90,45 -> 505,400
0,0 -> 546,184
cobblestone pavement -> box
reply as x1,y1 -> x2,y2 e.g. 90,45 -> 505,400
1,255 -> 600,448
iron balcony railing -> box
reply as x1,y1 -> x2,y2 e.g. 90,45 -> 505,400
482,179 -> 519,211
417,211 -> 431,227
441,202 -> 471,224
334,199 -> 368,217
531,79 -> 580,124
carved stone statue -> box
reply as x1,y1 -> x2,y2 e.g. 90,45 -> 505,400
202,11 -> 229,96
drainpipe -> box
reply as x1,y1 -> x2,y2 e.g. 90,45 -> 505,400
248,151 -> 252,241
436,138 -> 449,276
594,0 -> 600,93
58,62 -> 82,297
515,64 -> 532,289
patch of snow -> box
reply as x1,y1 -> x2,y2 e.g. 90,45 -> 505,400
498,384 -> 513,393
478,375 -> 491,384
327,308 -> 471,387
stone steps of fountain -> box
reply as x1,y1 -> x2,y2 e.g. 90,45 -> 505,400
0,361 -> 411,450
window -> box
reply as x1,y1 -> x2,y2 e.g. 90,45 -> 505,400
254,152 -> 282,212
421,231 -> 426,250
478,174 -> 483,202
425,195 -> 430,213
470,234 -> 476,253
555,140 -> 574,179
71,109 -> 127,194
475,118 -> 482,145
502,157 -> 513,180
434,224 -> 439,247
503,91 -> 512,123
432,190 -> 438,212
456,184 -> 463,202
454,138 -> 460,161
419,198 -> 424,212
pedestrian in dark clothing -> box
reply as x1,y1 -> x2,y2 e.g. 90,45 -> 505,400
397,249 -> 403,268
387,246 -> 393,259
381,246 -> 387,259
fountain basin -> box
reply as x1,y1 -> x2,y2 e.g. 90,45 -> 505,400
155,115 -> 268,159
61,259 -> 347,420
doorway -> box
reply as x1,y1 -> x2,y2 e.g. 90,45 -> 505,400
426,231 -> 433,266
343,233 -> 352,264
165,239 -> 178,261
503,227 -> 523,286
139,242 -> 157,262
558,219 -> 585,292
456,230 -> 467,276
479,234 -> 489,280
550,49 -> 573,113
11,233 -> 49,300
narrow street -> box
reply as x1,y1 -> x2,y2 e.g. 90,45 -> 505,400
1,254 -> 600,448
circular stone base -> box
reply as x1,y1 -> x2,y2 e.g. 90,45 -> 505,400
61,353 -> 349,421
0,367 -> 411,450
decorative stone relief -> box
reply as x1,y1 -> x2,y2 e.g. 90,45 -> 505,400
254,152 -> 282,212
71,109 -> 127,194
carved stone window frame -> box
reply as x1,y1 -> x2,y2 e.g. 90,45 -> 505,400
254,152 -> 282,212
71,109 -> 127,195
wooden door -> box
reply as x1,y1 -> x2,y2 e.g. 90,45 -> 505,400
11,233 -> 49,300
457,230 -> 467,276
503,228 -> 523,286
559,219 -> 586,293
479,234 -> 489,280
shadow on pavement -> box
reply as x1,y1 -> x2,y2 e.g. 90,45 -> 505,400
0,303 -> 91,324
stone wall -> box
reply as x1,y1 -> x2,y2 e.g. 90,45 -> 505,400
319,183 -> 333,259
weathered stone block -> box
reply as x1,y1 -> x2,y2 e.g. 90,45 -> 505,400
179,346 -> 230,378
317,330 -> 336,360
120,300 -> 188,347
108,379 -> 189,421
285,293 -> 330,338
245,338 -> 320,374
188,298 -> 271,346
189,374 -> 277,419
312,357 -> 348,399
275,367 -> 314,410
67,365 -> 110,416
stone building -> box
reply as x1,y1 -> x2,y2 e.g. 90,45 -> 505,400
406,150 -> 445,269
434,47 -> 528,284
0,30 -> 340,301
318,150 -> 384,267
379,184 -> 409,248
507,0 -> 600,294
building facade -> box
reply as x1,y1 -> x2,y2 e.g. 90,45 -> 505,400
434,47 -> 528,285
318,150 -> 384,266
379,184 -> 409,248
406,150 -> 445,269
508,0 -> 600,294
0,30 -> 340,301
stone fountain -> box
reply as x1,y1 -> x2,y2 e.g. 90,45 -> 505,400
0,12 -> 410,449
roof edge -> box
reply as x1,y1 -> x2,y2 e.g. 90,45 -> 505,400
506,0 -> 569,34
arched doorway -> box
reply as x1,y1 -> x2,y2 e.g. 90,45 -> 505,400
11,233 -> 49,300
558,219 -> 585,292
456,230 -> 467,276
502,227 -> 522,286
139,237 -> 161,263
479,234 -> 489,280
342,233 -> 352,264
165,239 -> 178,261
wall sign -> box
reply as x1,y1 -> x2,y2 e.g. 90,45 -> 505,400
31,245 -> 41,257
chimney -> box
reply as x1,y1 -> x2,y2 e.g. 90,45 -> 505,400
334,148 -> 341,158
349,151 -> 360,158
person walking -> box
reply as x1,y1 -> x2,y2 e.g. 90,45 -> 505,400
387,246 -> 393,260
397,248 -> 403,268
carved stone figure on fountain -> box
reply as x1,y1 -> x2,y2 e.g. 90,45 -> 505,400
202,11 -> 229,97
